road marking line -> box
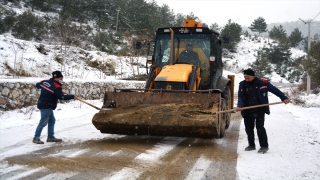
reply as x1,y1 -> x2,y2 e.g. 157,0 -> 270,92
106,167 -> 142,180
0,164 -> 23,175
185,155 -> 211,180
135,137 -> 185,162
37,172 -> 77,180
9,167 -> 45,180
104,137 -> 185,179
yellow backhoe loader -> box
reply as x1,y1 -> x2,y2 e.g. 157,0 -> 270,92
92,19 -> 235,138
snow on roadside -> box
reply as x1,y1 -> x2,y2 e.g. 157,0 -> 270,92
0,82 -> 319,179
0,100 -> 105,159
237,93 -> 320,179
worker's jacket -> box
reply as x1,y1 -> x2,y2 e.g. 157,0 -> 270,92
36,78 -> 74,110
176,51 -> 200,65
237,77 -> 288,117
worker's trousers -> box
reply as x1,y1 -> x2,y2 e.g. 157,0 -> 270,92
244,110 -> 268,148
34,109 -> 56,138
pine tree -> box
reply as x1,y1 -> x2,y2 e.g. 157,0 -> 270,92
267,42 -> 291,65
244,30 -> 250,37
251,48 -> 272,79
249,17 -> 267,36
221,19 -> 242,52
28,0 -> 44,12
303,41 -> 320,88
4,15 -> 16,30
289,28 -> 303,47
269,25 -> 287,43
186,12 -> 200,22
0,18 -> 5,33
12,11 -> 46,40
174,13 -> 186,26
210,23 -> 220,31
301,33 -> 319,52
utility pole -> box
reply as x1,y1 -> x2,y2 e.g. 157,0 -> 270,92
299,12 -> 320,95
116,9 -> 120,32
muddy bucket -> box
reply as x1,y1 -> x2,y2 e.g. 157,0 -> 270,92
92,89 -> 223,138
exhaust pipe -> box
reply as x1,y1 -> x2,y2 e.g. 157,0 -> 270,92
169,28 -> 175,65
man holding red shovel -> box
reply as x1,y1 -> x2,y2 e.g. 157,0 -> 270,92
33,71 -> 78,144
237,68 -> 290,153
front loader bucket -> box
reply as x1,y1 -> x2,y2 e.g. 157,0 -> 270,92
92,89 -> 223,138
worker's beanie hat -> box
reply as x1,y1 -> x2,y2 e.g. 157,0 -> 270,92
243,68 -> 255,76
52,71 -> 63,78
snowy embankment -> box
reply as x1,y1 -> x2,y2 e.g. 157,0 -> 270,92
0,34 -> 147,80
224,35 -> 307,84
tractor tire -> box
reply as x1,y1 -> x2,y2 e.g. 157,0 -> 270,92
223,86 -> 231,129
219,98 -> 227,138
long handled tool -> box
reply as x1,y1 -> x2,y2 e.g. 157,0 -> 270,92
75,96 -> 101,110
215,101 -> 284,114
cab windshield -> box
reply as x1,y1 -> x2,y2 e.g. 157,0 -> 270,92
154,34 -> 211,69
154,33 -> 212,87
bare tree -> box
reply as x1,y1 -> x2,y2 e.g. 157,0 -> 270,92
18,42 -> 28,78
50,18 -> 84,72
9,39 -> 21,78
116,56 -> 123,79
92,59 -> 108,79
129,56 -> 135,78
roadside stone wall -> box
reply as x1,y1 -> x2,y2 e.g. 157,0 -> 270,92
0,80 -> 145,110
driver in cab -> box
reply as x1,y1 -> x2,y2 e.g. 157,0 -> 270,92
176,43 -> 200,65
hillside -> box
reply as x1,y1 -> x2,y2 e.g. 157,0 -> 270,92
0,0 -> 183,55
268,21 -> 320,38
0,34 -> 147,80
242,20 -> 320,38
0,33 -> 307,84
0,1 -> 309,83
222,35 -> 306,83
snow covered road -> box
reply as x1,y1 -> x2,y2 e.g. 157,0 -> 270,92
0,89 -> 319,179
0,100 -> 240,180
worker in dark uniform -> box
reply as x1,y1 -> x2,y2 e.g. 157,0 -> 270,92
33,71 -> 77,144
176,43 -> 200,65
237,68 -> 290,153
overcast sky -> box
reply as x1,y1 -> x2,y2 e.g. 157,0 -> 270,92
154,0 -> 320,27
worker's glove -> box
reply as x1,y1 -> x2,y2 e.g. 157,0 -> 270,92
283,99 -> 290,104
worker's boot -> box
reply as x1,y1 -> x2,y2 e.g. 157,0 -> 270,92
258,147 -> 269,154
244,146 -> 256,151
47,136 -> 62,142
33,138 -> 44,144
